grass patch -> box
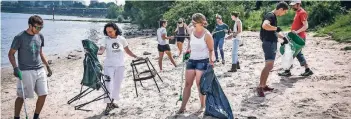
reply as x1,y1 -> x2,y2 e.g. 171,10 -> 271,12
318,11 -> 351,42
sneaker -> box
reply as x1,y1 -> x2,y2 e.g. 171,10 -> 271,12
278,70 -> 292,77
256,87 -> 265,97
222,60 -> 225,64
215,60 -> 220,63
263,86 -> 274,91
300,70 -> 313,76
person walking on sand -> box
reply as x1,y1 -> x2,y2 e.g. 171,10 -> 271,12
278,0 -> 314,77
174,18 -> 189,57
8,15 -> 53,119
258,2 -> 290,97
212,14 -> 229,64
97,22 -> 142,115
226,11 -> 243,72
177,13 -> 215,114
157,20 -> 177,72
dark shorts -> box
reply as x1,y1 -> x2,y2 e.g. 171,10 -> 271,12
177,37 -> 185,43
262,40 -> 277,61
186,59 -> 209,71
157,44 -> 170,52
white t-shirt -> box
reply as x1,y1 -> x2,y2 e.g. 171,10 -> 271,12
157,27 -> 168,45
100,36 -> 128,67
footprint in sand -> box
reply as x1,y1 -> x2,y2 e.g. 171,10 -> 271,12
322,102 -> 351,118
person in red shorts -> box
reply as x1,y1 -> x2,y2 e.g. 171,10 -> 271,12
279,0 -> 314,77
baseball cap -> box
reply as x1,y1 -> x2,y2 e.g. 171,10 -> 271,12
216,14 -> 222,20
290,0 -> 301,5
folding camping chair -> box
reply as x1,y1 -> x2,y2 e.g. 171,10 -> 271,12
130,57 -> 163,97
67,40 -> 113,111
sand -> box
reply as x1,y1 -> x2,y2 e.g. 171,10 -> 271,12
1,31 -> 351,119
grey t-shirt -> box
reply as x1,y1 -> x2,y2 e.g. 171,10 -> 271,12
11,31 -> 44,70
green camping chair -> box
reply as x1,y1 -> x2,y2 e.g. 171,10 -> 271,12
67,39 -> 113,111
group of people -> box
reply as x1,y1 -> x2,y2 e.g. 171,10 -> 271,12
8,0 -> 314,118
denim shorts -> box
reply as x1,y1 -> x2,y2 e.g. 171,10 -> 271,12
262,40 -> 277,61
186,59 -> 209,71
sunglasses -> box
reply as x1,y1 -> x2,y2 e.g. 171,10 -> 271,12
34,25 -> 44,31
178,22 -> 182,24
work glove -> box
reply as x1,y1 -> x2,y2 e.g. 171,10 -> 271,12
13,67 -> 21,78
276,27 -> 282,32
183,50 -> 191,62
281,37 -> 289,45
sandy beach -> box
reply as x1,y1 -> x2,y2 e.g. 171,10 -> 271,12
1,31 -> 351,119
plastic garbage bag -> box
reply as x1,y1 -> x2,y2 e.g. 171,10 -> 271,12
282,43 -> 294,70
200,65 -> 234,119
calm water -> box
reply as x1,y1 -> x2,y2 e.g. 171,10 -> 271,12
1,13 -> 127,67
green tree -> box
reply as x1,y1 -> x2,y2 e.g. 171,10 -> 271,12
106,4 -> 123,19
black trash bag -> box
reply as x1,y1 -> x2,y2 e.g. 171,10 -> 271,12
81,39 -> 102,90
200,65 -> 234,119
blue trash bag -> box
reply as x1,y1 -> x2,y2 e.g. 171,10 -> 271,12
200,65 -> 234,119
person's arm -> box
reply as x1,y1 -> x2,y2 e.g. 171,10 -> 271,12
293,12 -> 308,34
161,33 -> 173,40
122,38 -> 140,59
124,46 -> 138,58
40,47 -> 52,77
8,49 -> 17,68
174,26 -> 179,34
233,21 -> 242,37
204,33 -> 215,66
294,20 -> 308,34
97,46 -> 105,55
262,20 -> 278,31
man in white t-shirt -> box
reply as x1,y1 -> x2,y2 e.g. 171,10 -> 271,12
97,23 -> 141,115
157,20 -> 177,71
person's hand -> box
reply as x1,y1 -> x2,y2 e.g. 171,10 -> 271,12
135,56 -> 143,60
13,67 -> 21,78
169,36 -> 175,39
84,48 -> 90,54
46,66 -> 52,77
281,37 -> 289,46
209,61 -> 214,68
225,34 -> 233,40
276,27 -> 282,32
291,30 -> 298,34
224,29 -> 228,33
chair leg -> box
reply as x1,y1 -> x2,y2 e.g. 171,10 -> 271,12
134,81 -> 138,97
152,77 -> 161,93
140,81 -> 144,87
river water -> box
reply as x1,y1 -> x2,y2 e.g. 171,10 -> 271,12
1,12 -> 127,67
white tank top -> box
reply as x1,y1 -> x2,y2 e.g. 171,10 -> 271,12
233,18 -> 242,38
189,30 -> 209,60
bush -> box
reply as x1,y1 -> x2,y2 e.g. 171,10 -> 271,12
318,11 -> 351,42
306,1 -> 346,29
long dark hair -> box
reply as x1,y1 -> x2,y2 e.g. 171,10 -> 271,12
103,22 -> 122,36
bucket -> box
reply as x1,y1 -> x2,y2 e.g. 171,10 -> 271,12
280,32 -> 305,57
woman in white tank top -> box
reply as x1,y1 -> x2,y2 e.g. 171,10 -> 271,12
177,13 -> 214,114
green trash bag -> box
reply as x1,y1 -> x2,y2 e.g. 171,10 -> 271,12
81,39 -> 103,90
280,32 -> 306,57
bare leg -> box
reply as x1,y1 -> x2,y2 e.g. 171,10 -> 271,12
177,42 -> 183,56
165,51 -> 177,67
34,95 -> 47,114
259,61 -> 274,87
14,97 -> 24,117
177,70 -> 196,113
195,70 -> 205,111
158,52 -> 164,71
